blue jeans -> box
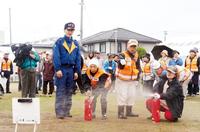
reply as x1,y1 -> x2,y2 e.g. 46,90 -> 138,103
55,67 -> 74,117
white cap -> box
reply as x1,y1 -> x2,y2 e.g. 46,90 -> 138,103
152,61 -> 161,70
127,39 -> 138,47
89,58 -> 99,67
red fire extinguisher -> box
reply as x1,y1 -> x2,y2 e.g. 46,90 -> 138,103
84,96 -> 94,121
151,99 -> 160,123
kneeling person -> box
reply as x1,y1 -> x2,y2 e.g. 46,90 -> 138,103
83,58 -> 111,120
146,66 -> 184,122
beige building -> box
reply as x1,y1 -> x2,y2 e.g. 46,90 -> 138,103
81,28 -> 162,54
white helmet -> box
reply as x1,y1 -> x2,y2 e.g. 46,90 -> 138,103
152,60 -> 160,70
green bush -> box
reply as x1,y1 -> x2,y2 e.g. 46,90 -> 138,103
137,47 -> 147,58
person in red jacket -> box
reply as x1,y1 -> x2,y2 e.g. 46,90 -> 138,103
43,53 -> 55,96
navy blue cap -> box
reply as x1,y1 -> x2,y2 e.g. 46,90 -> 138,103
64,22 -> 75,30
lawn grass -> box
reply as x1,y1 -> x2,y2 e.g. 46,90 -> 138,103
0,83 -> 200,132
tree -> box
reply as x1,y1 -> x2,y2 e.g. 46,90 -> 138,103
137,47 -> 147,59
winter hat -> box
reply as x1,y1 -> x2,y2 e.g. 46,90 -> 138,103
190,48 -> 197,53
127,39 -> 138,48
193,47 -> 199,53
3,53 -> 9,58
89,58 -> 99,67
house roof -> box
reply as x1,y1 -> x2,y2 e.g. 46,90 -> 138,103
81,28 -> 162,45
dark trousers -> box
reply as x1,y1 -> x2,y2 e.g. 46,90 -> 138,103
6,76 -> 10,93
92,87 -> 108,116
35,73 -> 42,93
3,72 -> 11,93
55,67 -> 74,117
20,69 -> 36,98
18,73 -> 22,91
188,73 -> 199,95
0,84 -> 4,94
43,80 -> 54,95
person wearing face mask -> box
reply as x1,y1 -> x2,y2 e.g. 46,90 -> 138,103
146,66 -> 184,123
115,39 -> 141,119
1,53 -> 13,94
185,48 -> 200,96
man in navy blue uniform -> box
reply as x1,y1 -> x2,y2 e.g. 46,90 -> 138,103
53,22 -> 81,119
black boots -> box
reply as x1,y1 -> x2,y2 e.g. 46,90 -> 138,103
126,106 -> 139,117
118,106 -> 127,119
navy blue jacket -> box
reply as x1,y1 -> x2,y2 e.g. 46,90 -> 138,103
53,36 -> 81,74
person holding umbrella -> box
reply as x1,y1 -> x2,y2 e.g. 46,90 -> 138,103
158,50 -> 171,71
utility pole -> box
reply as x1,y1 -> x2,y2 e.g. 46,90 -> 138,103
80,0 -> 84,45
9,8 -> 12,45
114,30 -> 118,53
164,30 -> 168,42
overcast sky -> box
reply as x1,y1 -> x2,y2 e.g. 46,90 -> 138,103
0,0 -> 200,43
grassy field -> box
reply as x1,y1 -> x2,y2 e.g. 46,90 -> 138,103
0,83 -> 200,132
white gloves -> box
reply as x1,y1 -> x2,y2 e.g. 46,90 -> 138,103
108,66 -> 112,70
153,93 -> 160,99
120,59 -> 126,65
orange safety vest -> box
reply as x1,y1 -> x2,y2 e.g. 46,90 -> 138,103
185,56 -> 198,72
116,51 -> 139,81
1,59 -> 12,71
86,68 -> 110,89
159,57 -> 169,70
82,63 -> 88,74
143,62 -> 151,75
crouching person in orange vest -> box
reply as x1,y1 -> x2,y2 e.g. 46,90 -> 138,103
83,58 -> 111,120
115,39 -> 141,119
